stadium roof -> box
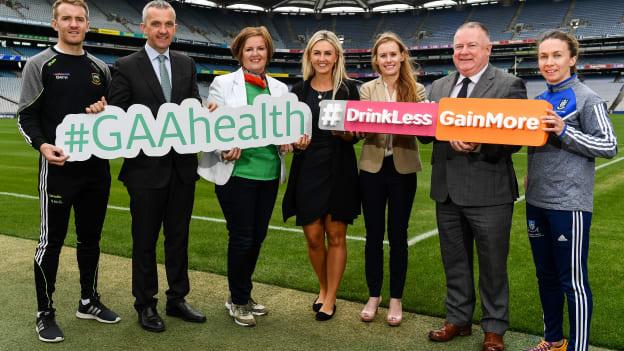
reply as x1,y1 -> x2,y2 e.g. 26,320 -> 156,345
176,0 -> 510,13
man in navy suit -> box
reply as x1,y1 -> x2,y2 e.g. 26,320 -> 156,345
107,0 -> 205,332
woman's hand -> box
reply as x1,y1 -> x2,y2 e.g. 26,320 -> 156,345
541,109 -> 565,136
221,147 -> 241,161
293,134 -> 310,150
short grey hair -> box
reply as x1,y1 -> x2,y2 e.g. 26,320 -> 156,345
142,0 -> 176,23
456,21 -> 490,41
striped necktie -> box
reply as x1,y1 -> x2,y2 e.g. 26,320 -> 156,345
157,55 -> 171,102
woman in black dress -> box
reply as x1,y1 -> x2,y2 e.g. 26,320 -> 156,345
282,30 -> 360,321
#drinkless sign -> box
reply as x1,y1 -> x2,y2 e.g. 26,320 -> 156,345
55,94 -> 312,161
319,98 -> 550,146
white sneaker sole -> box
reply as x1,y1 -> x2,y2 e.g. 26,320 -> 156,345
36,327 -> 64,343
225,301 -> 268,316
75,311 -> 121,324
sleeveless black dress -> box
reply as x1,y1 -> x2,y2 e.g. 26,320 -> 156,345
282,79 -> 361,226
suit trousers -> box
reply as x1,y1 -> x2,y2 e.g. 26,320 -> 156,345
360,156 -> 416,298
436,199 -> 513,334
128,171 -> 195,309
216,176 -> 279,305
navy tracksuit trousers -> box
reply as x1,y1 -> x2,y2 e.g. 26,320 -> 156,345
526,203 -> 593,351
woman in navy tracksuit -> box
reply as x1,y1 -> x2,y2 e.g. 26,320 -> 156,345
524,30 -> 617,351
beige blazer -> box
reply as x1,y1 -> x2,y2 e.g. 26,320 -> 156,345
358,77 -> 425,174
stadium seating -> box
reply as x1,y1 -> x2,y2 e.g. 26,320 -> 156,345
0,76 -> 21,101
466,3 -> 516,41
513,0 -> 570,40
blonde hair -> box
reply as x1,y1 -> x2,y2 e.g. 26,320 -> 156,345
52,0 -> 89,19
230,26 -> 274,64
371,32 -> 422,103
302,30 -> 349,99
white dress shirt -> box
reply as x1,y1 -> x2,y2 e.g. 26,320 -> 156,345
450,63 -> 489,98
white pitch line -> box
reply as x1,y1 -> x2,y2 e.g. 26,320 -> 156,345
406,156 -> 624,246
0,191 -> 379,244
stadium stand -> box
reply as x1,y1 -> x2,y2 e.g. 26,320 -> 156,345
0,76 -> 21,102
512,0 -> 570,40
466,3 -> 516,41
571,0 -> 624,39
0,0 -> 622,116
417,7 -> 469,45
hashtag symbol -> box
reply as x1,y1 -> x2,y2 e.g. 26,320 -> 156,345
320,103 -> 342,127
64,123 -> 89,153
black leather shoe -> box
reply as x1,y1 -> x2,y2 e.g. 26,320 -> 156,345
166,300 -> 206,323
138,306 -> 165,332
312,296 -> 323,313
315,305 -> 336,321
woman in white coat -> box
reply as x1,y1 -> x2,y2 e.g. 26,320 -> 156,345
197,26 -> 308,327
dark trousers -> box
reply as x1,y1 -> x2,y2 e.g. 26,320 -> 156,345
436,199 -> 513,335
360,156 -> 416,299
526,204 -> 593,351
34,158 -> 110,311
127,171 -> 195,309
216,176 -> 279,305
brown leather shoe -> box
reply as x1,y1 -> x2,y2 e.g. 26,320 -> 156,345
483,332 -> 505,351
428,321 -> 472,342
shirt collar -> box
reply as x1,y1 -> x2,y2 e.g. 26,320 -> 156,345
456,63 -> 489,86
145,43 -> 170,62
382,79 -> 397,101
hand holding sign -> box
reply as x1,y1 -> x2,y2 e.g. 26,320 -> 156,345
55,93 -> 312,161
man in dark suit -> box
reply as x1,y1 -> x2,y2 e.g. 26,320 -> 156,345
424,22 -> 527,351
107,0 -> 205,332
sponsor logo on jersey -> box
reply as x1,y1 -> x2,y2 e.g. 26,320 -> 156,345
54,73 -> 70,80
91,73 -> 102,86
557,234 -> 568,242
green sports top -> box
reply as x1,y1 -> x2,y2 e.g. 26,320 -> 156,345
231,82 -> 280,180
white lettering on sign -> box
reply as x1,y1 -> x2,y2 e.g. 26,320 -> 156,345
439,110 -> 540,130
346,108 -> 433,126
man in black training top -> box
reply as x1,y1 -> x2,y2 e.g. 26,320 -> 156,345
17,0 -> 120,343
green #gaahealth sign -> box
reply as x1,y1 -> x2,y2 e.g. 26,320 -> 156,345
55,93 -> 312,161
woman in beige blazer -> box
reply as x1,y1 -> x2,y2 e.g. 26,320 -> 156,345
358,32 -> 426,326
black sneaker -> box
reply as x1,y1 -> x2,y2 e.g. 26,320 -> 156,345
36,310 -> 64,343
76,296 -> 121,324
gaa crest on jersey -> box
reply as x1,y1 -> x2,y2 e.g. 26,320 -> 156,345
556,98 -> 569,111
527,220 -> 542,237
91,72 -> 102,86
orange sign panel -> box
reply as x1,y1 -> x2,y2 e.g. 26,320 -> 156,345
435,98 -> 551,146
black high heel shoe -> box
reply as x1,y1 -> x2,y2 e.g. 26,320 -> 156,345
312,296 -> 323,313
315,305 -> 336,321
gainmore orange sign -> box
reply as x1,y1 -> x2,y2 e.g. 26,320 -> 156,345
435,98 -> 551,146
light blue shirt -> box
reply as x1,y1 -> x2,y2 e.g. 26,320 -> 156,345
144,43 -> 172,86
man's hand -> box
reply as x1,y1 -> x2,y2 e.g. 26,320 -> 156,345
40,143 -> 69,166
221,147 -> 241,161
206,102 -> 218,112
85,96 -> 107,114
450,140 -> 480,153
